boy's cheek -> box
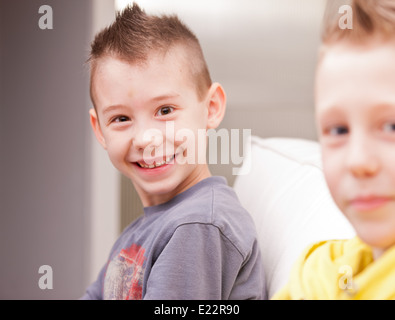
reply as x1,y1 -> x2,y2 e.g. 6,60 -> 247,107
105,139 -> 129,166
323,156 -> 343,204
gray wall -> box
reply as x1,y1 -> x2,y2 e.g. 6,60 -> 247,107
0,0 -> 93,299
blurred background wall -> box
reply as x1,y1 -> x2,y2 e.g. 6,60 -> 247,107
0,0 -> 329,299
0,0 -> 95,299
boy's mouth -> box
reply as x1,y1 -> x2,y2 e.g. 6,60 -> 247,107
349,195 -> 393,212
136,154 -> 175,169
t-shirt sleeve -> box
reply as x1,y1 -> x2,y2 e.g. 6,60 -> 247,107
143,223 -> 263,300
79,264 -> 106,300
80,281 -> 101,300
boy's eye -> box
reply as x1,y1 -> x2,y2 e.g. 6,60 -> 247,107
112,115 -> 130,123
383,122 -> 395,133
156,106 -> 174,117
327,126 -> 349,136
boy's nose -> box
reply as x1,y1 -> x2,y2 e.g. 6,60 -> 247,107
346,134 -> 380,178
132,126 -> 163,152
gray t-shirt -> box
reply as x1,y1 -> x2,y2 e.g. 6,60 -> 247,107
82,176 -> 265,300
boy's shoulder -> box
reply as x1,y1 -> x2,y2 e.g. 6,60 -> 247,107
165,176 -> 253,224
301,236 -> 363,261
162,176 -> 259,255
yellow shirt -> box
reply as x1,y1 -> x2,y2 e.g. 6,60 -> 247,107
272,237 -> 395,300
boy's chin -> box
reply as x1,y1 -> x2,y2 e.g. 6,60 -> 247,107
353,222 -> 395,252
138,184 -> 181,207
126,161 -> 208,206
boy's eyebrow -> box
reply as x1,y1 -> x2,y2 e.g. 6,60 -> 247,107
102,104 -> 129,117
375,103 -> 395,111
102,93 -> 181,116
316,105 -> 343,119
149,93 -> 181,103
317,103 -> 395,122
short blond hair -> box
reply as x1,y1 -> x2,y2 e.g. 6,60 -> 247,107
321,0 -> 395,45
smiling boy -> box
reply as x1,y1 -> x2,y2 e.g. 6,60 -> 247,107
81,4 -> 265,300
272,0 -> 395,299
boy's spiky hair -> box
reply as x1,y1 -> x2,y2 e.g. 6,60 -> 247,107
88,3 -> 211,102
322,0 -> 395,45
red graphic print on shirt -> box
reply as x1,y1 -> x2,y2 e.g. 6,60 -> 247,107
103,243 -> 146,300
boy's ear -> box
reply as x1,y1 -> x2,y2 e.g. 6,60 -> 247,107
206,82 -> 226,129
89,108 -> 107,149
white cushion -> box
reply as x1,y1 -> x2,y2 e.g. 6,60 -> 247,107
233,136 -> 355,298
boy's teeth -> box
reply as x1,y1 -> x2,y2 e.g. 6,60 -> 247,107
138,155 -> 174,169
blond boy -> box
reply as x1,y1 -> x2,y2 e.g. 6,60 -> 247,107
273,0 -> 395,300
81,4 -> 264,300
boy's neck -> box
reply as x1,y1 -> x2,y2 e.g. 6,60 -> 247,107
373,247 -> 385,261
139,164 -> 212,207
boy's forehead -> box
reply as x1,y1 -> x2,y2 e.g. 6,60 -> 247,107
315,40 -> 395,112
90,47 -> 199,108
319,38 -> 395,68
93,55 -> 147,78
93,46 -> 196,90
317,39 -> 395,89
